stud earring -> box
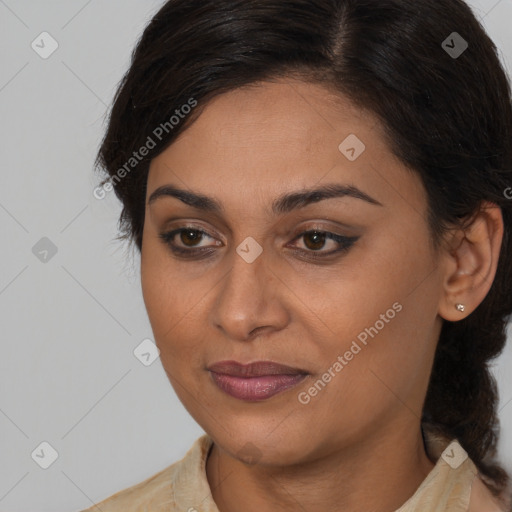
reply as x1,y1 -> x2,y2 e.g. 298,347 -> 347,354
455,303 -> 465,312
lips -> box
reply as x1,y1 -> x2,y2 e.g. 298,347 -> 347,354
207,360 -> 309,401
207,360 -> 308,377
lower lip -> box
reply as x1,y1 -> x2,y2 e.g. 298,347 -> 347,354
210,372 -> 308,401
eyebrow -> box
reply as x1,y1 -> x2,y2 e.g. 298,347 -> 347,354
147,183 -> 383,214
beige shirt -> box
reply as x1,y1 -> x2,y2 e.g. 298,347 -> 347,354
81,431 -> 509,512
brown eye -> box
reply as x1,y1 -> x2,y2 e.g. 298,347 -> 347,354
180,229 -> 203,246
303,231 -> 327,250
289,229 -> 360,260
159,226 -> 222,258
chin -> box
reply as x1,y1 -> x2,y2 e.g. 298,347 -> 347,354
206,420 -> 315,467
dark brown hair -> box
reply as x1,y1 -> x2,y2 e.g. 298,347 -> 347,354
95,0 -> 512,501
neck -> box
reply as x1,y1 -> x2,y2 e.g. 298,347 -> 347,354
206,421 -> 436,512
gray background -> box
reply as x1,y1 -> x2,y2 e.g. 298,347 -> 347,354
0,1 -> 511,511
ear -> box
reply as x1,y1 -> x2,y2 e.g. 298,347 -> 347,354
438,201 -> 504,322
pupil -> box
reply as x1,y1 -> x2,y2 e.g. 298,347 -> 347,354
305,231 -> 326,250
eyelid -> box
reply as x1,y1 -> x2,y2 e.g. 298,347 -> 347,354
289,221 -> 357,237
287,230 -> 359,258
159,222 -> 360,261
159,225 -> 221,250
162,221 -> 223,241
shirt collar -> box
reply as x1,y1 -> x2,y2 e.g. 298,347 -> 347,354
171,429 -> 477,512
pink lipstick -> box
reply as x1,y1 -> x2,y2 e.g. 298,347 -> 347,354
207,360 -> 308,401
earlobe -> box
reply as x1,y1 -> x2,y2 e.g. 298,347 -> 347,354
438,202 -> 504,322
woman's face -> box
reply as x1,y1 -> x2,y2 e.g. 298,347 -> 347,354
141,78 -> 447,465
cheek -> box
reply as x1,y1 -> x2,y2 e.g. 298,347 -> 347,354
296,301 -> 436,444
140,244 -> 212,373
141,241 -> 181,347
289,232 -> 428,344
298,231 -> 439,396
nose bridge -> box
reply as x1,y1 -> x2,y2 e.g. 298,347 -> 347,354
210,241 -> 281,339
222,245 -> 267,309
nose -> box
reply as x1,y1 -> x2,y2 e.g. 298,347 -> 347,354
209,244 -> 290,342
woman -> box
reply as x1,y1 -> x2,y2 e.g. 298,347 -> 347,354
83,0 -> 512,510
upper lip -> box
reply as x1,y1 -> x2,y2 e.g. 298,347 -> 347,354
207,360 -> 308,377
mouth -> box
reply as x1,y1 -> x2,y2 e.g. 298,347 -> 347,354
207,360 -> 309,402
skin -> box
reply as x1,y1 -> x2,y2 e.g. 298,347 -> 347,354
140,78 -> 504,512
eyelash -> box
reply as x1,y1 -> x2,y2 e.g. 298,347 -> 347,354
158,226 -> 359,261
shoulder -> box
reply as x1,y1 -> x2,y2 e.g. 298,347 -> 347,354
79,434 -> 212,512
79,462 -> 177,512
421,427 -> 511,512
468,474 -> 511,512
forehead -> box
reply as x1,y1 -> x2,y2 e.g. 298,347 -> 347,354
155,79 -> 376,161
146,79 -> 426,218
